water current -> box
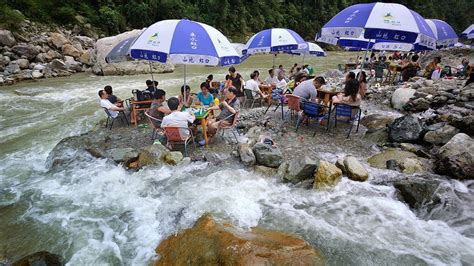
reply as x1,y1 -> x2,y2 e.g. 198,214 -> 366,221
1,53 -> 473,265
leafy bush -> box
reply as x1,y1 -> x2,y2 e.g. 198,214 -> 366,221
0,4 -> 25,30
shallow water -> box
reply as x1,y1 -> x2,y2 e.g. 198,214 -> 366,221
1,53 -> 474,265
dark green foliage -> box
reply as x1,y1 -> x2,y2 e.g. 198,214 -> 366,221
1,0 -> 473,39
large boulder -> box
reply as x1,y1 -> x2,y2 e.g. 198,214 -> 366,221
391,87 -> 416,110
49,59 -> 67,71
360,114 -> 396,130
388,114 -> 423,143
284,156 -> 319,183
92,29 -> 174,75
314,160 -> 342,189
436,133 -> 474,179
62,43 -> 81,58
108,147 -> 136,163
0,29 -> 17,47
163,151 -> 183,165
12,251 -> 63,266
11,44 -> 39,60
423,124 -> 459,145
238,143 -> 256,166
64,56 -> 82,72
368,148 -> 418,169
343,156 -> 369,181
252,143 -> 283,168
137,144 -> 170,168
79,49 -> 92,65
155,214 -> 323,266
49,32 -> 70,49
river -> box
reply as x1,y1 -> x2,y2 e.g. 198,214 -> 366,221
1,53 -> 473,265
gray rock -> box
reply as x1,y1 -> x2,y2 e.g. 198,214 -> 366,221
436,133 -> 474,179
388,114 -> 423,143
284,156 -> 319,183
364,128 -> 389,144
343,156 -> 369,181
368,148 -> 418,169
252,143 -> 283,168
64,56 -> 82,72
360,114 -> 395,130
254,165 -> 278,177
391,87 -> 416,110
16,58 -> 30,69
0,29 -> 17,47
31,70 -> 43,79
138,144 -> 169,168
423,125 -> 459,145
50,59 -> 67,71
276,161 -> 289,180
11,44 -> 39,60
4,61 -> 20,74
108,147 -> 135,163
238,143 -> 256,166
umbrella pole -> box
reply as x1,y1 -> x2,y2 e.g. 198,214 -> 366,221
360,39 -> 372,70
273,54 -> 276,68
149,61 -> 156,89
302,53 -> 306,65
183,64 -> 187,104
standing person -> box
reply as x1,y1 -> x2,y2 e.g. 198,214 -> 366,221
207,86 -> 240,137
245,72 -> 266,99
265,68 -> 279,84
98,89 -> 124,118
104,85 -> 123,107
332,79 -> 362,106
149,89 -> 170,128
195,82 -> 214,106
178,85 -> 194,108
228,66 -> 245,102
161,97 -> 195,138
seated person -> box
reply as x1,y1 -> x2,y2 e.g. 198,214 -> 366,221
265,68 -> 279,85
465,64 -> 474,87
245,72 -> 266,98
276,73 -> 287,90
424,57 -> 441,79
178,85 -> 194,108
332,79 -> 362,107
161,97 -> 195,138
356,71 -> 368,97
207,86 -> 240,136
345,71 -> 356,83
293,77 -> 318,102
99,89 -> 124,118
195,82 -> 214,106
456,59 -> 470,78
104,85 -> 123,107
401,54 -> 421,81
149,89 -> 170,128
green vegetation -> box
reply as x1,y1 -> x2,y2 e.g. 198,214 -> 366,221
2,0 -> 473,40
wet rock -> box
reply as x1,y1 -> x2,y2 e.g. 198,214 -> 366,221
49,59 -> 67,71
49,32 -> 69,49
11,44 -> 39,60
397,158 -> 424,174
137,144 -> 169,168
276,161 -> 289,180
344,156 -> 368,181
436,133 -> 474,180
314,160 -> 342,189
388,114 -> 423,143
360,114 -> 395,130
163,151 -> 183,165
391,87 -> 416,110
423,124 -> 459,145
155,214 -> 323,266
335,158 -> 346,174
0,29 -> 17,47
368,148 -> 418,169
284,156 -> 319,183
62,43 -> 81,58
254,165 -> 277,177
364,128 -> 389,144
12,251 -> 63,266
252,143 -> 283,168
238,143 -> 256,166
108,147 -> 135,163
123,150 -> 139,166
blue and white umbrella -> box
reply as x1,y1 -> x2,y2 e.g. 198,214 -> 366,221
290,42 -> 326,57
320,2 -> 436,49
461,24 -> 474,39
130,19 -> 240,66
242,28 -> 307,55
105,36 -> 139,63
425,19 -> 458,47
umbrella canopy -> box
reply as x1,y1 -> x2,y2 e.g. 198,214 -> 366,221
320,2 -> 436,49
130,19 -> 240,66
290,42 -> 326,56
461,24 -> 474,39
105,36 -> 138,63
425,19 -> 458,47
242,28 -> 307,56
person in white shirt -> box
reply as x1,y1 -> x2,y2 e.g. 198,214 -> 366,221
161,97 -> 195,138
245,72 -> 265,98
276,73 -> 287,90
99,89 -> 123,118
265,68 -> 279,84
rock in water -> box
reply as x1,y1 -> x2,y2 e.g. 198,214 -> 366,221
397,158 -> 424,174
163,151 -> 183,165
238,143 -> 256,166
108,147 -> 135,163
284,156 -> 319,183
252,143 -> 283,168
12,251 -> 63,266
436,133 -> 474,179
314,160 -> 342,189
254,165 -> 278,177
388,114 -> 423,143
138,144 -> 169,168
343,156 -> 369,181
154,215 -> 323,266
368,148 -> 418,169
391,87 -> 416,110
423,124 -> 459,145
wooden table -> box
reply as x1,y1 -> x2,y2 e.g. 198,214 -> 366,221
259,84 -> 276,104
186,107 -> 211,146
345,63 -> 357,72
317,89 -> 340,130
130,99 -> 153,126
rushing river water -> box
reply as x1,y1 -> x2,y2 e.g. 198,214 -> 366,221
1,53 -> 474,265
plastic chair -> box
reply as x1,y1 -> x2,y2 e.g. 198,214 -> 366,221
333,104 -> 362,138
162,126 -> 196,157
217,112 -> 239,143
243,88 -> 262,109
285,94 -> 301,121
144,111 -> 162,141
295,101 -> 328,137
103,108 -> 129,130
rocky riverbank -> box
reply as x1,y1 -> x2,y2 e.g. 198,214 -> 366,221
0,20 -> 174,86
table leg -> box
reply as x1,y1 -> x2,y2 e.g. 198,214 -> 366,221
324,94 -> 330,106
201,118 -> 208,146
326,103 -> 332,131
131,104 -> 137,126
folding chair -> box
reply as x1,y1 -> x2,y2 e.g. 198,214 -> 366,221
162,126 -> 196,157
264,90 -> 285,119
144,111 -> 162,141
103,108 -> 129,130
217,112 -> 239,143
295,101 -> 328,137
285,94 -> 301,122
333,104 -> 362,138
243,88 -> 262,109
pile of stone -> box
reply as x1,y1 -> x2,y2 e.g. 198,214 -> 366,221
0,19 -> 97,85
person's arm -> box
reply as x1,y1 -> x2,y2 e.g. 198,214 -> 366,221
222,101 -> 237,114
157,106 -> 171,115
109,104 -> 124,111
